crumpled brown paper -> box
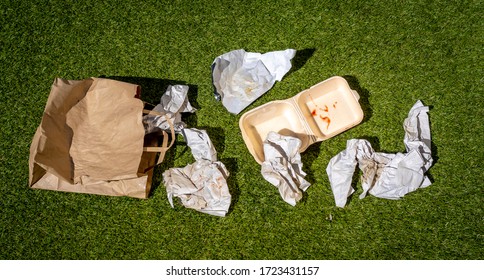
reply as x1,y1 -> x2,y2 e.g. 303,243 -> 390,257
66,78 -> 145,182
29,77 -> 166,198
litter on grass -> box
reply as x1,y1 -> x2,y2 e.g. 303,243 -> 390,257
326,100 -> 433,207
29,77 -> 176,198
143,84 -> 196,134
163,128 -> 231,217
239,76 -> 364,164
212,49 -> 296,114
143,86 -> 230,216
261,131 -> 310,206
182,127 -> 217,162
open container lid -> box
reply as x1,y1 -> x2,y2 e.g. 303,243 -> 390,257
239,76 -> 363,163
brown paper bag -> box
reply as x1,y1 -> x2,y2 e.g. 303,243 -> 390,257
29,77 -> 174,198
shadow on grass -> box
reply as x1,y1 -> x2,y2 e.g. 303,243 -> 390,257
105,75 -> 200,129
221,157 -> 240,214
300,141 -> 322,185
104,75 -> 200,109
150,144 -> 177,197
345,166 -> 361,206
297,140 -> 322,205
343,75 -> 372,124
301,135 -> 381,207
196,126 -> 226,155
361,135 -> 380,151
286,48 -> 316,78
427,105 -> 438,183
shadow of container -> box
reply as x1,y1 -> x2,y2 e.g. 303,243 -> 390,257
342,75 -> 372,124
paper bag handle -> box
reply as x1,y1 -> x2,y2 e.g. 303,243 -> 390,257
142,108 -> 176,167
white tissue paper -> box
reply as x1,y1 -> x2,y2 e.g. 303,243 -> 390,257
182,128 -> 217,162
163,128 -> 231,217
143,84 -> 196,134
261,131 -> 310,206
212,49 -> 296,114
326,100 -> 433,207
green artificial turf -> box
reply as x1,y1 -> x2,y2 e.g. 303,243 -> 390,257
0,0 -> 482,260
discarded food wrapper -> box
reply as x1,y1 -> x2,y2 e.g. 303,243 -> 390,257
212,48 -> 296,114
326,100 -> 433,207
261,131 -> 310,206
163,128 -> 231,217
240,76 -> 364,163
163,159 -> 230,217
143,84 -> 196,134
182,128 -> 217,162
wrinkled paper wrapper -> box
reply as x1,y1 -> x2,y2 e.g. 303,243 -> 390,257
163,128 -> 231,216
143,84 -> 195,134
326,100 -> 433,207
261,131 -> 310,206
212,49 -> 296,114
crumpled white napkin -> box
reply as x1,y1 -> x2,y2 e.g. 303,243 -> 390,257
143,84 -> 196,133
163,159 -> 230,217
212,49 -> 296,114
163,128 -> 231,217
326,100 -> 433,207
182,128 -> 217,162
261,131 -> 310,206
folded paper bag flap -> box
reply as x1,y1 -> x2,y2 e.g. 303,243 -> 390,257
32,78 -> 94,183
66,78 -> 145,183
29,77 -> 159,198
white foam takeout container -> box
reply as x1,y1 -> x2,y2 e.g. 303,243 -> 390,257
239,76 -> 364,164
